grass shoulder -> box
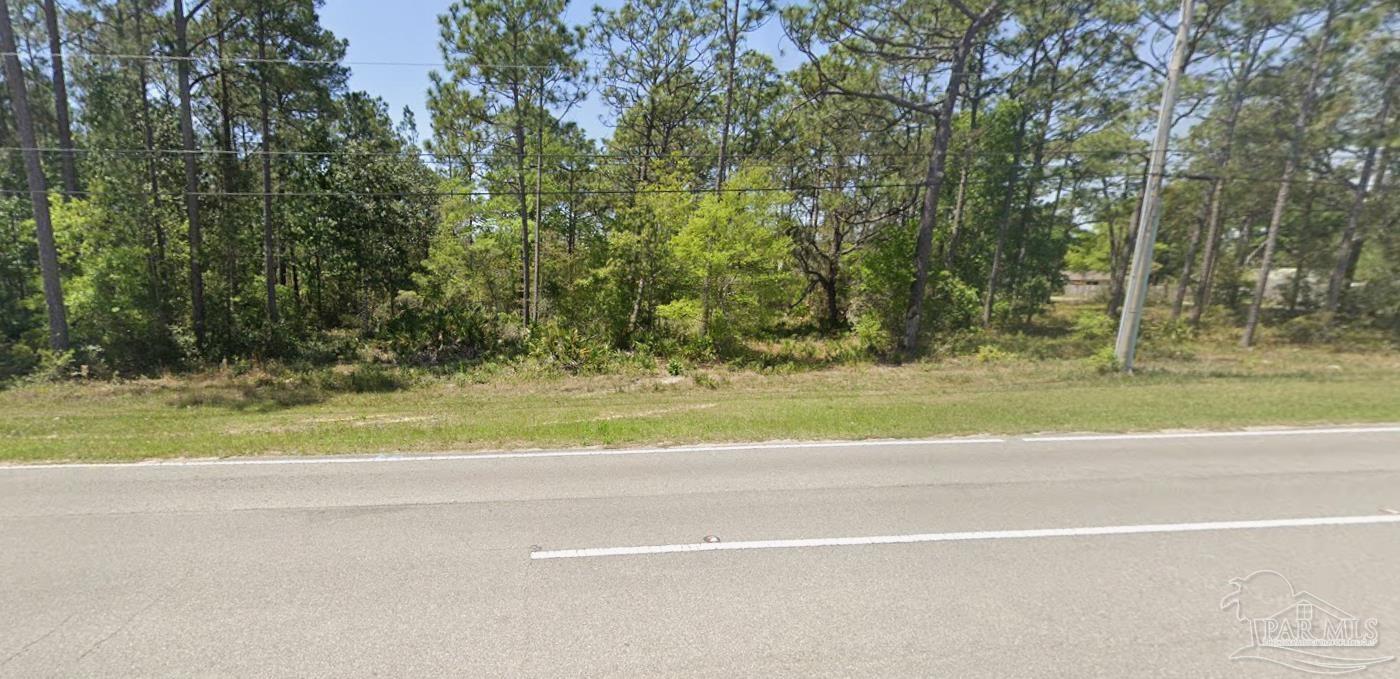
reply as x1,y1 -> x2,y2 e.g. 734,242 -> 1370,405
2,307 -> 1397,463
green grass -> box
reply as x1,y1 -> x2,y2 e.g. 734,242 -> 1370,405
2,335 -> 1398,463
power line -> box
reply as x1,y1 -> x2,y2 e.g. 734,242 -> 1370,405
0,144 -> 935,162
0,169 -> 1352,202
0,182 -> 925,200
0,172 -> 1151,201
0,151 -> 1353,192
0,144 -> 1300,163
0,50 -> 551,70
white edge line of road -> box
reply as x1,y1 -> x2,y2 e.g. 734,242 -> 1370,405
3,425 -> 1398,472
529,514 -> 1400,560
1022,426 -> 1400,442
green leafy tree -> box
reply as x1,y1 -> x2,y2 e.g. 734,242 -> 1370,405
660,167 -> 797,346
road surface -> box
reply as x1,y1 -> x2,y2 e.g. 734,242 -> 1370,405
3,426 -> 1399,677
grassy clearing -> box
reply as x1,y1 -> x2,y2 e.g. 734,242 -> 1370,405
3,314 -> 1398,463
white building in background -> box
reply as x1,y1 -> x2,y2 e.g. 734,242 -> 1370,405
1059,268 -> 1329,305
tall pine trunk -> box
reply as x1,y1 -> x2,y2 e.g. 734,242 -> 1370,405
1242,4 -> 1334,348
40,0 -> 76,197
132,0 -> 169,328
566,166 -> 576,254
1339,147 -> 1389,295
979,42 -> 1039,328
1324,70 -> 1393,313
941,43 -> 986,270
825,200 -> 844,331
0,0 -> 68,350
173,0 -> 206,348
257,6 -> 279,325
900,5 -> 1001,354
1006,71 -> 1061,320
1189,176 -> 1227,326
982,113 -> 1029,327
1190,38 -> 1261,327
1170,195 -> 1212,319
215,4 -> 238,341
715,0 -> 739,191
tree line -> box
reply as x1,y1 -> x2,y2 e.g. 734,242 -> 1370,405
0,0 -> 1394,378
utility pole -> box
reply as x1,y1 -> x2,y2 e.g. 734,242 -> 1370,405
1114,0 -> 1193,372
532,75 -> 545,323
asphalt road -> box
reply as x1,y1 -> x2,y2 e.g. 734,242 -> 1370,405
3,427 -> 1399,677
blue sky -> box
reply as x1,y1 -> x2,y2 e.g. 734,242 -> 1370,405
319,0 -> 800,144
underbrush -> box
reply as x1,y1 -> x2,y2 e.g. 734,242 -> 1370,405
5,303 -> 1394,401
4,313 -> 1397,462
166,363 -> 413,411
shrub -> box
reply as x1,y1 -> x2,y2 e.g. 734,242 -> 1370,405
32,348 -> 76,382
1137,317 -> 1197,360
851,315 -> 892,355
18,345 -> 112,383
657,298 -> 704,342
1352,272 -> 1400,333
0,341 -> 39,383
295,329 -> 363,366
1088,345 -> 1119,373
1071,311 -> 1116,341
384,289 -> 498,364
853,234 -> 980,351
526,320 -> 615,374
974,345 -> 1016,363
342,364 -> 407,393
1145,318 -> 1196,344
1276,314 -> 1338,345
692,371 -> 721,389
